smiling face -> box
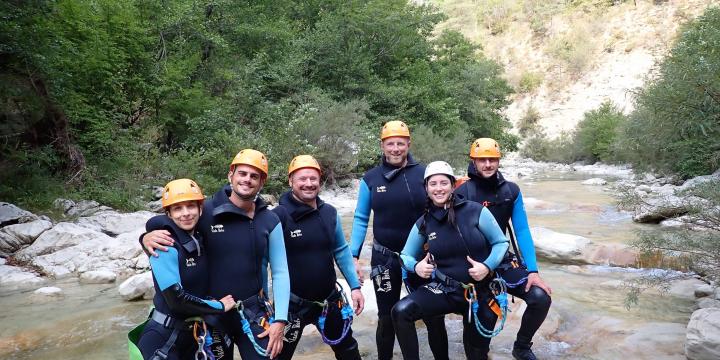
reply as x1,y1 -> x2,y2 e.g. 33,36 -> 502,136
473,157 -> 500,178
289,168 -> 321,205
425,174 -> 454,207
167,200 -> 202,231
227,164 -> 265,202
381,136 -> 410,167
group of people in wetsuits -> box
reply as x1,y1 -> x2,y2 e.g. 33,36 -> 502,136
132,120 -> 552,360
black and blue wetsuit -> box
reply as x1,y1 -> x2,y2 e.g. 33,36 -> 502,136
394,198 -> 509,360
273,191 -> 361,360
350,154 -> 448,360
145,185 -> 290,360
138,217 -> 224,360
455,165 -> 551,352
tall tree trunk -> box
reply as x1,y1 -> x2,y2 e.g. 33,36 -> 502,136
29,76 -> 86,182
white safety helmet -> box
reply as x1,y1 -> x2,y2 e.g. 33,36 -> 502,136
424,161 -> 455,183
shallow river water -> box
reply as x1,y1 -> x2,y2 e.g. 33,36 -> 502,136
0,171 -> 695,359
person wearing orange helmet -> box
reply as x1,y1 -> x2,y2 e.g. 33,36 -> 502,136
136,179 -> 236,360
349,121 -> 448,360
141,149 -> 290,360
272,155 -> 364,360
455,139 -> 552,360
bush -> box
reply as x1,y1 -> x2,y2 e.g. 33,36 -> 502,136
575,101 -> 625,162
518,72 -> 543,93
547,19 -> 596,74
520,131 -> 581,164
517,105 -> 542,137
623,179 -> 720,307
477,0 -> 519,35
410,123 -> 472,171
619,7 -> 720,178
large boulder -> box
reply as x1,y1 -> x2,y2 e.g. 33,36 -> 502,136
530,227 -> 591,264
686,308 -> 720,360
0,219 -> 53,257
0,263 -> 45,289
65,200 -> 112,217
632,195 -> 690,223
529,227 -> 637,266
118,271 -> 155,300
0,202 -> 38,227
80,270 -> 117,284
581,178 -> 607,186
14,222 -> 112,261
76,210 -> 155,236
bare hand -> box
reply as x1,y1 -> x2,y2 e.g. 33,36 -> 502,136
353,257 -> 364,286
414,253 -> 434,279
351,289 -> 364,315
526,272 -> 552,295
258,321 -> 284,359
142,230 -> 174,257
219,295 -> 236,312
467,256 -> 490,281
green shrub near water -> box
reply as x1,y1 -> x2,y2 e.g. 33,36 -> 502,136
575,101 -> 625,163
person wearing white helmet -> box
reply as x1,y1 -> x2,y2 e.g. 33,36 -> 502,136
392,161 -> 509,360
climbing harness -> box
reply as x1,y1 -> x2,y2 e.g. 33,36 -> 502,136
370,242 -> 399,293
191,318 -> 216,360
464,275 -> 510,338
317,282 -> 354,346
234,294 -> 275,357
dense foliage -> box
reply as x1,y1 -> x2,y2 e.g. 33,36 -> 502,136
0,0 -> 516,211
620,6 -> 720,178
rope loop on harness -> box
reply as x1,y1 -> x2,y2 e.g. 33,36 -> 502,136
234,299 -> 272,357
467,276 -> 510,338
317,282 -> 354,345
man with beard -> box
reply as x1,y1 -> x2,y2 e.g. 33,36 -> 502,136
350,121 -> 448,360
142,149 -> 290,360
455,138 -> 552,360
272,155 -> 365,360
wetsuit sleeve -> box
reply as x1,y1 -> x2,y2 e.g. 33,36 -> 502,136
350,179 -> 372,258
332,213 -> 361,289
268,222 -> 290,322
138,215 -> 168,256
512,191 -> 538,272
150,247 -> 224,314
399,224 -> 425,273
477,207 -> 509,271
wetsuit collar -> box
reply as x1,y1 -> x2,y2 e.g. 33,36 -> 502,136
211,185 -> 269,218
427,195 -> 469,221
279,191 -> 325,222
381,153 -> 419,181
155,216 -> 202,254
467,161 -> 506,190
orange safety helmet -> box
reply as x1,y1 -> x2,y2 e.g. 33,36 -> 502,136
380,120 -> 411,140
230,149 -> 269,176
469,138 -> 501,159
161,179 -> 205,209
287,155 -> 322,176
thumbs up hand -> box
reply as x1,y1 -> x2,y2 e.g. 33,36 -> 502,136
414,252 -> 435,279
467,256 -> 490,281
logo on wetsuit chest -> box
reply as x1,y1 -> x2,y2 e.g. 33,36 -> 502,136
290,229 -> 302,238
186,257 -> 197,267
376,186 -> 387,193
210,224 -> 224,233
428,232 -> 437,241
